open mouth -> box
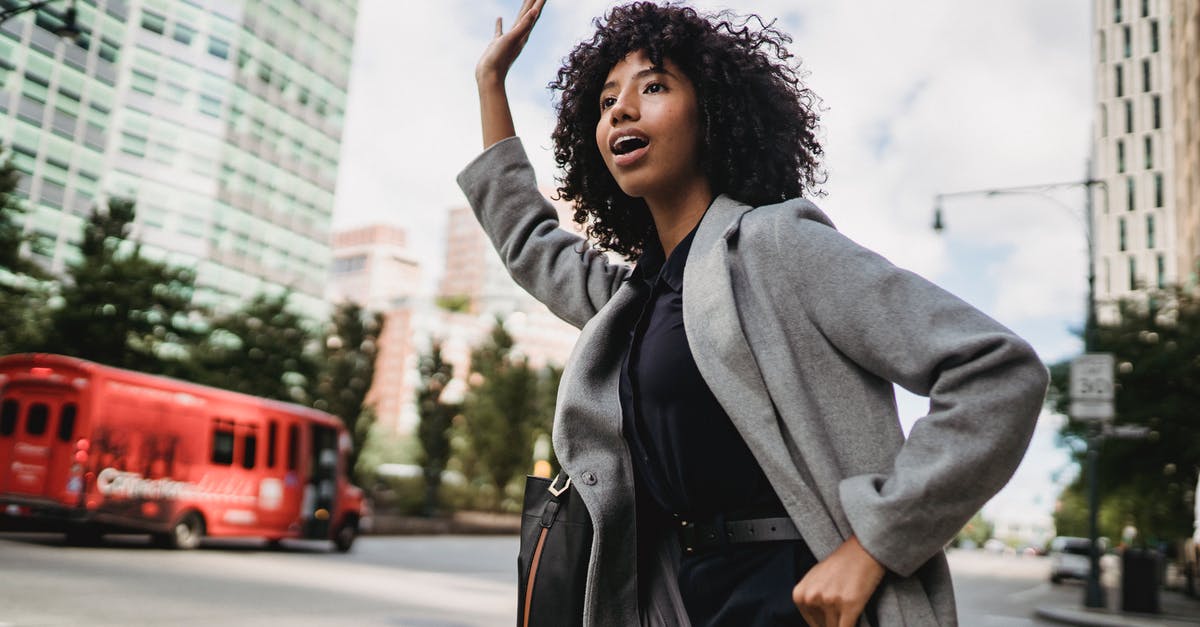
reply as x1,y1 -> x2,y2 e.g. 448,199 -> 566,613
611,135 -> 649,155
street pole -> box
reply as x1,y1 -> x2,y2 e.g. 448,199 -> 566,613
1082,160 -> 1106,609
1085,427 -> 1106,608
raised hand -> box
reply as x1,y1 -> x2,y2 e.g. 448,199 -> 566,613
476,0 -> 547,86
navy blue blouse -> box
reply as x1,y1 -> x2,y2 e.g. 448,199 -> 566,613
619,219 -> 815,626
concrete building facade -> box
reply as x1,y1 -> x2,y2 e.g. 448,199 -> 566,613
1172,0 -> 1200,287
0,0 -> 358,318
327,223 -> 421,312
1090,0 -> 1177,318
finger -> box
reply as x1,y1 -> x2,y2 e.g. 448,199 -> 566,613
797,606 -> 822,627
494,17 -> 502,37
823,606 -> 839,627
516,0 -> 536,19
838,608 -> 859,627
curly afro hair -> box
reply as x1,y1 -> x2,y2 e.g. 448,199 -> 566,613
549,2 -> 825,261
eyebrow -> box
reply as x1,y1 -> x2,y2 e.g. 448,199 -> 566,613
601,66 -> 672,93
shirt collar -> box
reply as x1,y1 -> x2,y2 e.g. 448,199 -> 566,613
631,221 -> 699,292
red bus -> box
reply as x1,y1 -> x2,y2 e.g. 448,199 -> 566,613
0,353 -> 367,552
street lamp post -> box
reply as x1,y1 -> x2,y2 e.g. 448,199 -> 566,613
933,166 -> 1110,609
932,166 -> 1106,350
0,0 -> 79,39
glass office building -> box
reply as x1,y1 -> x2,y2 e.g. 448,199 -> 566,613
0,0 -> 358,318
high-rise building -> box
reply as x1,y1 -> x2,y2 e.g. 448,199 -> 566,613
0,0 -> 358,318
1090,0 -> 1177,318
1172,0 -> 1200,287
327,224 -> 421,312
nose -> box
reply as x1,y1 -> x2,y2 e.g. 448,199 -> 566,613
609,92 -> 638,126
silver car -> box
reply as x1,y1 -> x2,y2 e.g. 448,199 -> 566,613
1049,536 -> 1104,583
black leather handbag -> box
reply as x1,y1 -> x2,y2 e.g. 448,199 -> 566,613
516,473 -> 593,627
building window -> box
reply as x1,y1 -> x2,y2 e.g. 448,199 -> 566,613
1124,99 -> 1133,133
173,23 -> 196,46
1154,172 -> 1163,207
1115,0 -> 1122,22
1117,139 -> 1126,172
1127,176 -> 1136,211
130,69 -> 156,95
1119,217 -> 1127,251
1152,94 -> 1161,128
1100,104 -> 1108,136
1098,30 -> 1107,62
1142,58 -> 1151,92
1123,25 -> 1131,58
1115,65 -> 1124,97
1146,214 -> 1156,248
1144,135 -> 1153,169
1156,254 -> 1165,288
333,255 -> 367,274
208,36 -> 230,60
1129,256 -> 1137,290
1141,0 -> 1149,17
1150,20 -> 1159,52
140,10 -> 166,35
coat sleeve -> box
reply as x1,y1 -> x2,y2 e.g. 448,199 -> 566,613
775,209 -> 1050,577
455,137 -> 631,329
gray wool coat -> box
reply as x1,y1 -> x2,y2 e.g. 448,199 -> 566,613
457,137 -> 1050,626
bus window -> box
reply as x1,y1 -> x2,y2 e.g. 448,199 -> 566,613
211,425 -> 234,465
242,430 -> 257,470
0,400 -> 17,436
26,403 -> 49,436
286,424 -> 299,471
267,420 -> 278,468
57,403 -> 77,442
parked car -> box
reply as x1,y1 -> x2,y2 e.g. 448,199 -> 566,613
1049,536 -> 1105,583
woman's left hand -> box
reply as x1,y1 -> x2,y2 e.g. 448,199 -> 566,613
792,535 -> 886,627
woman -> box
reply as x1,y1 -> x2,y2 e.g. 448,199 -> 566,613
461,2 -> 1048,626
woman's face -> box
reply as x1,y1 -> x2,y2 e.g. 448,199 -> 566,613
595,50 -> 707,203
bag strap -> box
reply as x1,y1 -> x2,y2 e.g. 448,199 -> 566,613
540,473 -> 571,528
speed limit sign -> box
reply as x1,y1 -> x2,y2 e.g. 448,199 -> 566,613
1070,353 -> 1115,420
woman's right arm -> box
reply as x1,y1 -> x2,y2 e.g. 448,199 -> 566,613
458,0 -> 630,329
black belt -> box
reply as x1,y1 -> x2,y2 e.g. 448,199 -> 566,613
677,515 -> 802,555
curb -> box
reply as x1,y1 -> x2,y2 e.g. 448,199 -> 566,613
1035,604 -> 1200,627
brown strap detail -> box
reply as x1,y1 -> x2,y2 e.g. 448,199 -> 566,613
523,526 -> 550,627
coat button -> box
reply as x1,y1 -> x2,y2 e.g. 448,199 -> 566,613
580,471 -> 597,485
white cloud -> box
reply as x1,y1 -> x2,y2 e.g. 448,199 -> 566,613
334,0 -> 1093,523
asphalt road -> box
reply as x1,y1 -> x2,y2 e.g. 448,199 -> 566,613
0,533 -> 1079,626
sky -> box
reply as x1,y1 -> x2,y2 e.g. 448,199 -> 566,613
332,0 -> 1097,531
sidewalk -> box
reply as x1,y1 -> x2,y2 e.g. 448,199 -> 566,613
1035,587 -> 1200,627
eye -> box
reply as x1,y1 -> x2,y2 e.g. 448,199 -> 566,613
600,96 -> 617,111
644,82 -> 665,94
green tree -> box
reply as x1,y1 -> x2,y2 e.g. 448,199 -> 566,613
45,198 -> 202,374
535,364 -> 563,475
0,144 -> 52,355
462,319 -> 540,507
416,341 -> 460,516
193,291 -> 317,403
314,301 -> 382,484
1048,288 -> 1200,542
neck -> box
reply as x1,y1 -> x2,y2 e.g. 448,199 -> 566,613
645,180 -> 714,259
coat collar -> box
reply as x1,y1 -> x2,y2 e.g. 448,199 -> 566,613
680,193 -> 849,559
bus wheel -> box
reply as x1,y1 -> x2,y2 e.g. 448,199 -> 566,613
165,512 -> 204,550
333,518 -> 357,553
